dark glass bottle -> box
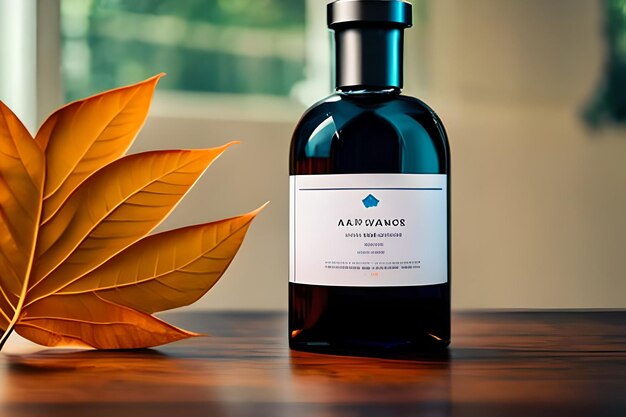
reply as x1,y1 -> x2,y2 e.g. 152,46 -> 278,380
289,0 -> 450,356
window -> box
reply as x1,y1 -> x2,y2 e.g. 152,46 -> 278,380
0,0 -> 37,130
61,0 -> 306,102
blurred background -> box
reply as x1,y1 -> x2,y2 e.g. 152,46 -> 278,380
0,0 -> 624,310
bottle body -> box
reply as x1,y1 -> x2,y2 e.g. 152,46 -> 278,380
289,90 -> 450,356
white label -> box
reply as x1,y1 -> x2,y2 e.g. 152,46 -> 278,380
289,174 -> 448,287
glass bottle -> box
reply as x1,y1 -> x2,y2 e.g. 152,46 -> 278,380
289,0 -> 450,356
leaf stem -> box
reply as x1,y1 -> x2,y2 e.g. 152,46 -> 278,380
0,325 -> 15,351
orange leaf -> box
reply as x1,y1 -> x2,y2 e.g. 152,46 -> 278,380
0,75 -> 266,351
0,102 -> 44,332
55,203 -> 267,313
28,144 -> 235,305
36,74 -> 163,224
15,293 -> 198,349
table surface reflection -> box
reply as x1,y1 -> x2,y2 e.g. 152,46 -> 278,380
0,311 -> 624,417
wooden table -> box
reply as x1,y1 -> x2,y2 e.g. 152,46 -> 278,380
0,311 -> 624,417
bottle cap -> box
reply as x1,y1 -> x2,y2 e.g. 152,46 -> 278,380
327,0 -> 412,29
327,0 -> 413,90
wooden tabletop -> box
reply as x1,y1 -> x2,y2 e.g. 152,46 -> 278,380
0,311 -> 624,417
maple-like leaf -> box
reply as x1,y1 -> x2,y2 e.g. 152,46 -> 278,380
0,76 -> 265,350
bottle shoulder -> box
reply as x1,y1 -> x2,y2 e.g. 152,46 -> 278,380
292,93 -> 448,146
290,92 -> 449,175
294,94 -> 343,126
294,93 -> 445,131
394,94 -> 443,120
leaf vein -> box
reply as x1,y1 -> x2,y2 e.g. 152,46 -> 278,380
15,322 -> 96,348
43,86 -> 142,200
53,215 -> 253,297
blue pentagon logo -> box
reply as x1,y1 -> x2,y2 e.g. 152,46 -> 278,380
362,194 -> 380,208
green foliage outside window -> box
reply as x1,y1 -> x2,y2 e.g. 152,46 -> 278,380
61,0 -> 306,102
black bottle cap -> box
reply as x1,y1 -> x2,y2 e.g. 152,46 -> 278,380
327,1 -> 413,90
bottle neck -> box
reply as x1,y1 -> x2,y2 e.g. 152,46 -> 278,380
332,26 -> 404,92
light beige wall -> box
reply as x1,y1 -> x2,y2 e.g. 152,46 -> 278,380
135,0 -> 626,310
413,0 -> 626,309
